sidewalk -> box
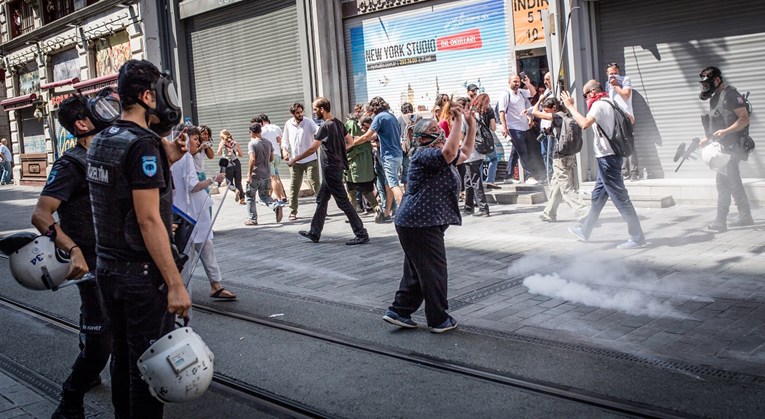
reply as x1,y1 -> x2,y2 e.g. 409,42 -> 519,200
2,182 -> 764,382
0,362 -> 58,418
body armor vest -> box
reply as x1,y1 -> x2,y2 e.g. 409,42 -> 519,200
707,85 -> 749,151
55,144 -> 96,264
87,121 -> 173,261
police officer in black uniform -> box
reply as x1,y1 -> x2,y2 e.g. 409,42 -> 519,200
87,59 -> 190,418
31,95 -> 112,419
698,66 -> 753,232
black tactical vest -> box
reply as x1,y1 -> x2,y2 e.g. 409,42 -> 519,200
86,121 -> 173,261
708,85 -> 749,150
55,144 -> 96,264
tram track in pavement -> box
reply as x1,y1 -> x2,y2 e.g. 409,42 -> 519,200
0,294 -> 330,419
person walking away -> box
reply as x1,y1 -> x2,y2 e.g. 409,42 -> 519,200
698,66 -> 753,232
31,95 -> 111,419
86,59 -> 191,418
245,123 -> 284,225
532,97 -> 587,222
562,82 -> 646,249
292,97 -> 369,245
281,103 -> 320,220
346,114 -> 382,219
252,114 -> 287,203
383,105 -> 476,333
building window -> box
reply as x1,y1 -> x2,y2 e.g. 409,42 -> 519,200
43,0 -> 75,24
51,48 -> 80,81
94,31 -> 131,77
8,1 -> 36,39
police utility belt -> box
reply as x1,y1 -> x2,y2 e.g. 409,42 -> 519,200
97,257 -> 161,277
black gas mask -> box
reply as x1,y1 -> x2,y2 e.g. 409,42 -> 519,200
73,87 -> 121,138
698,71 -> 721,101
136,73 -> 182,137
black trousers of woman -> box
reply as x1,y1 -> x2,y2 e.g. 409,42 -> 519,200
464,159 -> 489,214
389,224 -> 450,327
225,159 -> 245,200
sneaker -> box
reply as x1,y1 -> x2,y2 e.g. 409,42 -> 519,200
346,236 -> 370,245
244,219 -> 258,226
430,316 -> 458,333
707,222 -> 727,232
616,239 -> 646,249
463,208 -> 474,216
299,230 -> 319,243
568,225 -> 588,241
729,216 -> 754,227
374,208 -> 385,224
473,211 -> 490,217
275,205 -> 283,222
525,178 -> 539,185
630,174 -> 640,182
539,213 -> 556,222
383,310 -> 417,329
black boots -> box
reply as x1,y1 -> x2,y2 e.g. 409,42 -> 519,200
729,215 -> 754,227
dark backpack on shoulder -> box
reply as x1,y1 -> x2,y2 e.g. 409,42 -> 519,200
596,99 -> 634,158
474,113 -> 496,155
555,111 -> 583,156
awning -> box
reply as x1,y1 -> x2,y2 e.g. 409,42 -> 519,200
1,93 -> 38,111
72,73 -> 118,95
40,77 -> 80,90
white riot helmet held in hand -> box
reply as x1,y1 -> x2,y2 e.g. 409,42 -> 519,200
0,233 -> 71,290
138,327 -> 214,403
701,142 -> 731,171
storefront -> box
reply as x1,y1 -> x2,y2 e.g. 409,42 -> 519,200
178,0 -> 306,159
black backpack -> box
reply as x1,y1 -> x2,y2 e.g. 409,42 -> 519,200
554,111 -> 583,156
596,99 -> 634,158
474,113 -> 496,155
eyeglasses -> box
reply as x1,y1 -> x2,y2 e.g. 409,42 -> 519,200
582,89 -> 593,98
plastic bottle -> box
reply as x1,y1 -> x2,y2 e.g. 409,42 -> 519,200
643,167 -> 648,180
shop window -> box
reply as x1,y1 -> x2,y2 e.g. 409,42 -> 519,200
94,31 -> 131,77
42,0 -> 75,24
8,1 -> 36,39
51,48 -> 80,81
17,62 -> 40,96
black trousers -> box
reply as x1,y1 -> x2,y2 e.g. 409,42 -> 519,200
225,159 -> 245,199
464,160 -> 489,213
716,154 -> 751,222
97,260 -> 175,419
390,224 -> 450,327
309,167 -> 368,239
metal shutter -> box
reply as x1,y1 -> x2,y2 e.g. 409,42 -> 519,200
596,0 -> 765,179
186,0 -> 303,159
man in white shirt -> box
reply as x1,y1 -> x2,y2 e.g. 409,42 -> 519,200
282,103 -> 320,220
498,74 -> 545,183
605,63 -> 638,180
562,81 -> 646,249
252,113 -> 287,203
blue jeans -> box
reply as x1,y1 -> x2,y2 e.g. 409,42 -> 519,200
509,129 -> 545,180
246,177 -> 279,222
0,161 -> 11,184
483,150 -> 499,183
580,155 -> 645,244
540,135 -> 556,181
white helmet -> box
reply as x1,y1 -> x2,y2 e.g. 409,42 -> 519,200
702,142 -> 731,171
0,233 -> 71,290
138,327 -> 214,403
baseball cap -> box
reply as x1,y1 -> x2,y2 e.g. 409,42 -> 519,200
467,84 -> 478,92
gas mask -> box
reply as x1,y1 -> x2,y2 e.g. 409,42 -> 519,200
73,87 -> 121,138
698,73 -> 721,101
136,73 -> 182,137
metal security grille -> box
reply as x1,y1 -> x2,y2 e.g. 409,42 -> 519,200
185,0 -> 304,164
596,0 -> 765,179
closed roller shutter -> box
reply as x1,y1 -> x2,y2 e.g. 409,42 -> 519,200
597,0 -> 765,179
186,0 -> 303,163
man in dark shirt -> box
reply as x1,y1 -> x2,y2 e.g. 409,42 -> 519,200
87,59 -> 191,418
31,95 -> 110,419
291,97 -> 369,245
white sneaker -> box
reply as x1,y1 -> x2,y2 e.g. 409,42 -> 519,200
525,178 -> 539,185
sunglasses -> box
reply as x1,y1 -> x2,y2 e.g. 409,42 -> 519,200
582,89 -> 594,98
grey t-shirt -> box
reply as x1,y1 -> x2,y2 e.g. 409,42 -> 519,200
248,138 -> 273,180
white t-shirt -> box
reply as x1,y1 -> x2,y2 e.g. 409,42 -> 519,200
499,88 -> 532,131
282,117 -> 319,164
587,100 -> 617,158
607,75 -> 634,119
261,124 -> 282,155
171,153 -> 213,244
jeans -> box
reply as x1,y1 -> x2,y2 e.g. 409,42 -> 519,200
621,150 -> 639,179
97,261 -> 175,419
390,224 -> 450,327
580,155 -> 645,244
464,160 -> 488,213
540,135 -> 556,182
509,129 -> 546,180
288,160 -> 320,215
247,177 -> 279,222
374,159 -> 396,213
225,159 -> 244,199
483,150 -> 499,183
382,155 -> 403,188
309,167 -> 368,239
716,154 -> 751,223
0,160 -> 11,184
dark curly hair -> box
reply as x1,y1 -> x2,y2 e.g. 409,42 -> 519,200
117,59 -> 161,110
368,96 -> 390,114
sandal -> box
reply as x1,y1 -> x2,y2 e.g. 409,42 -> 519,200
288,213 -> 298,221
210,288 -> 237,299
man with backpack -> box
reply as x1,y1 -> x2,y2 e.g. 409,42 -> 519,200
561,81 -> 646,249
531,97 -> 587,223
698,66 -> 753,232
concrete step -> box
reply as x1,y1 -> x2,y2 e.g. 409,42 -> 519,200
582,193 -> 675,208
486,191 -> 547,205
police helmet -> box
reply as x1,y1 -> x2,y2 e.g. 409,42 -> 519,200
0,233 -> 71,290
701,142 -> 731,171
138,327 -> 214,403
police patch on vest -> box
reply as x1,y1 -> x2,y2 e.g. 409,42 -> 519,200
47,169 -> 57,185
142,156 -> 158,177
87,162 -> 114,185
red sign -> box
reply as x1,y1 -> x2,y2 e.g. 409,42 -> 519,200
436,29 -> 482,52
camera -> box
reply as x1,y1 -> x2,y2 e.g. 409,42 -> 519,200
520,71 -> 526,80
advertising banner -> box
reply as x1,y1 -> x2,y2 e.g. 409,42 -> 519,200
512,0 -> 549,46
347,0 -> 509,114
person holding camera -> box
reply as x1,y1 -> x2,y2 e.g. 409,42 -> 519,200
698,66 -> 753,232
605,63 -> 638,181
217,129 -> 246,204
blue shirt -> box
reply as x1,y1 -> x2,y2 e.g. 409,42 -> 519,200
370,110 -> 402,160
0,144 -> 11,162
395,147 -> 461,228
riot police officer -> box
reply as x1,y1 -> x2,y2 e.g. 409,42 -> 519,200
31,93 -> 114,419
698,66 -> 753,232
87,59 -> 190,418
